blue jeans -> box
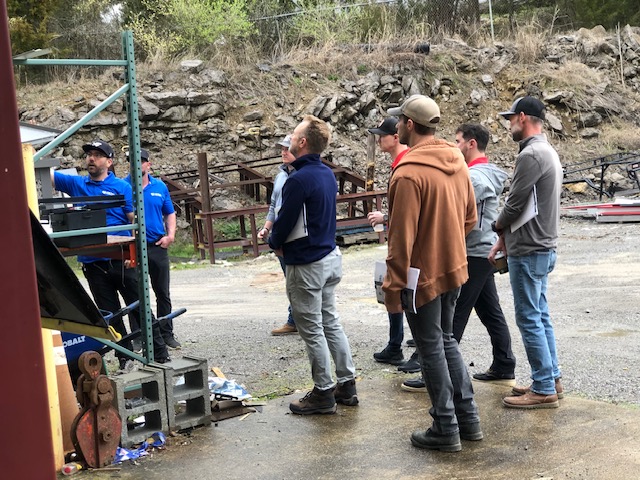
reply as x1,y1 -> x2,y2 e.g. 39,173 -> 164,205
406,287 -> 479,435
277,255 -> 295,327
508,250 -> 561,395
286,248 -> 356,390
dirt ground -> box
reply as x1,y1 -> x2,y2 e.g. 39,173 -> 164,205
138,215 -> 640,406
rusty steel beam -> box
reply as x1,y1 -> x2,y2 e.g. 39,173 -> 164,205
0,0 -> 56,477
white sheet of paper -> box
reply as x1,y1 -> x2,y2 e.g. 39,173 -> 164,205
373,261 -> 420,313
510,186 -> 538,233
285,204 -> 308,243
401,267 -> 420,314
374,261 -> 387,304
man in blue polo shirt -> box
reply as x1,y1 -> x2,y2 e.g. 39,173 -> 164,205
125,148 -> 180,349
52,139 -> 169,366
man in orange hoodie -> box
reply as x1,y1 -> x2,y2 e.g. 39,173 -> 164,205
383,95 -> 480,452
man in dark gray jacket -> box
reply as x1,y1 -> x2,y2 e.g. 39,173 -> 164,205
489,97 -> 564,409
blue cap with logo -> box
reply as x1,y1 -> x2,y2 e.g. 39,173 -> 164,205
82,139 -> 114,158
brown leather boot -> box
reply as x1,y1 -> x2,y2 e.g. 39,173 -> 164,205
512,378 -> 564,399
289,387 -> 336,415
503,391 -> 559,409
271,323 -> 298,336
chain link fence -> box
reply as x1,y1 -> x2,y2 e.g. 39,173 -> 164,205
250,1 -> 516,54
249,0 -> 601,53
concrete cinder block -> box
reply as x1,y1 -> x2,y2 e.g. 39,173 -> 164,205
110,367 -> 168,448
152,356 -> 212,431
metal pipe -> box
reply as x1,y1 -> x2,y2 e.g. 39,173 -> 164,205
34,83 -> 130,161
13,58 -> 128,66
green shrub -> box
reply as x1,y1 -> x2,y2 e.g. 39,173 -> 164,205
126,0 -> 255,57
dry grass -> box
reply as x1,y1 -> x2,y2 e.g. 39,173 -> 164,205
598,122 -> 640,152
513,21 -> 548,63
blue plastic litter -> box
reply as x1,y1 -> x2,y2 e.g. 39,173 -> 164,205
113,432 -> 166,463
209,377 -> 251,401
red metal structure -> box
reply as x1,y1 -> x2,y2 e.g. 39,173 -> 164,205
0,1 -> 56,477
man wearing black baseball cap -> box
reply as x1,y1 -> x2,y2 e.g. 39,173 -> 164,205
366,118 -> 415,370
81,139 -> 115,159
499,96 -> 546,121
125,148 -> 180,349
490,96 -> 564,409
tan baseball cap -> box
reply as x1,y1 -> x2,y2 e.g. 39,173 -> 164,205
387,95 -> 440,128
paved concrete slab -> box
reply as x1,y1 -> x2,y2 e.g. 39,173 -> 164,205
93,378 -> 640,480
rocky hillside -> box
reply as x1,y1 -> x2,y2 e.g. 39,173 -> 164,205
17,25 -> 640,206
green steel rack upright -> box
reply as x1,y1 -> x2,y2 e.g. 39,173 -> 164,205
14,31 -> 156,364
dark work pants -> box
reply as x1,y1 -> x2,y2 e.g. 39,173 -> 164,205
277,255 -> 295,327
147,243 -> 174,338
406,287 -> 479,435
387,312 -> 404,351
82,259 -> 169,361
452,256 -> 515,374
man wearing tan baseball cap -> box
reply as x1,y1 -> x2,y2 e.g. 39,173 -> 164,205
383,94 -> 481,452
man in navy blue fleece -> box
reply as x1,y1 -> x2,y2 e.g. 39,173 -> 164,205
268,115 -> 358,415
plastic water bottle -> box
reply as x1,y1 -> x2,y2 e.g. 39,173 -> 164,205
61,462 -> 83,476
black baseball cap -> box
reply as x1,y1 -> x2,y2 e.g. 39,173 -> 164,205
499,96 -> 546,120
82,139 -> 114,158
126,148 -> 150,162
368,117 -> 398,135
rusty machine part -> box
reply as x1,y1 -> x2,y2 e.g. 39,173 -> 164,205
70,351 -> 122,468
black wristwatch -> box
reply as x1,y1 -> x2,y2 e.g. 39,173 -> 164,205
491,221 -> 503,235
383,214 -> 389,224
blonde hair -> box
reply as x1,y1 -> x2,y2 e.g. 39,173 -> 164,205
301,115 -> 331,154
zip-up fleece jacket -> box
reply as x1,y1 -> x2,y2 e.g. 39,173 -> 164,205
467,162 -> 509,257
268,153 -> 337,265
383,138 -> 477,311
497,134 -> 562,256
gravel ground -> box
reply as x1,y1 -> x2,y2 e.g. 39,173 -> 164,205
134,216 -> 640,405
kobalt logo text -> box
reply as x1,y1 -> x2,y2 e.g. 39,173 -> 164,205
63,336 -> 86,347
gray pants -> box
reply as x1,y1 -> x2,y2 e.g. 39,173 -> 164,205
286,247 -> 356,390
406,287 -> 480,435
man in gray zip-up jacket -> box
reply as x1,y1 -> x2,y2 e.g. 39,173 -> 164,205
454,124 -> 515,382
490,97 -> 564,409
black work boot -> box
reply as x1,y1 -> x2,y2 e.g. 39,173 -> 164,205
411,428 -> 462,452
289,387 -> 337,415
373,346 -> 404,365
334,379 -> 359,406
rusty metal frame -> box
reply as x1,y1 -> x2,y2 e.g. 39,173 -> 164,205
194,190 -> 387,263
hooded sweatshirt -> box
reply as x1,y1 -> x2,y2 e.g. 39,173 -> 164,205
383,138 -> 477,311
466,160 -> 509,258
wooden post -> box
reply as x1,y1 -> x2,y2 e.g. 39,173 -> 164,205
198,153 -> 215,263
365,133 -> 377,214
250,213 -> 259,257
